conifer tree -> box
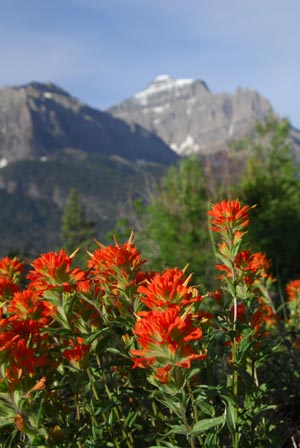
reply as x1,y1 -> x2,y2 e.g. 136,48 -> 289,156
139,156 -> 216,290
61,188 -> 95,255
238,116 -> 300,283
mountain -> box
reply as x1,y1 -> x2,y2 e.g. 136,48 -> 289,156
0,155 -> 165,257
109,74 -> 300,156
0,81 -> 177,165
0,82 -> 177,256
1,77 -> 299,257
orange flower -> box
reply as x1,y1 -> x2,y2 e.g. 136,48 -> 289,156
27,250 -> 88,293
0,256 -> 24,281
249,252 -> 272,277
7,289 -> 56,324
286,280 -> 300,302
130,308 -> 204,379
230,303 -> 247,321
138,268 -> 202,310
208,200 -> 251,233
88,240 -> 146,290
216,250 -> 272,287
155,365 -> 172,384
0,317 -> 50,382
26,376 -> 46,398
0,277 -> 20,302
63,337 -> 90,363
14,413 -> 24,431
252,301 -> 277,335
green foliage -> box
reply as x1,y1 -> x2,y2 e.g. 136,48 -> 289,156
61,188 -> 95,259
137,156 -> 216,290
0,155 -> 165,257
0,189 -> 61,258
237,116 -> 300,283
110,116 -> 300,292
1,200 -> 300,446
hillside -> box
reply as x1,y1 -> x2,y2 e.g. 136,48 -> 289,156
1,77 -> 300,257
0,154 -> 166,257
0,81 -> 177,165
0,82 -> 177,256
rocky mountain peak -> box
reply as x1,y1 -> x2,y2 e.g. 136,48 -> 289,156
131,75 -> 210,107
109,75 -> 275,156
19,82 -> 71,97
0,82 -> 177,165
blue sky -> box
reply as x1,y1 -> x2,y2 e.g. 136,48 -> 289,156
1,0 -> 299,127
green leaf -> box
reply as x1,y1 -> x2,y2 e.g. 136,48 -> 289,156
190,415 -> 225,435
221,393 -> 236,434
165,424 -> 188,436
252,405 -> 277,426
85,328 -> 105,344
204,432 -> 220,448
226,399 -> 236,434
235,329 -> 254,363
187,367 -> 201,380
150,444 -> 182,448
125,410 -> 138,428
106,347 -> 127,357
197,401 -> 215,417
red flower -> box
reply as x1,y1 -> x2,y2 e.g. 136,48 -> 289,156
208,200 -> 251,233
63,337 -> 90,363
27,250 -> 88,293
216,250 -> 272,287
230,303 -> 247,321
252,301 -> 277,334
0,277 -> 20,302
0,256 -> 24,281
0,317 -> 50,382
88,240 -> 146,290
286,280 -> 300,302
155,365 -> 172,383
7,289 -> 56,324
130,308 -> 204,377
138,268 -> 202,310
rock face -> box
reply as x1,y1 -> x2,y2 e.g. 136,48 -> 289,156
0,82 -> 177,165
109,75 -> 275,155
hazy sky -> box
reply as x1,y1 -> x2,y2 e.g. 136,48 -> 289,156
1,0 -> 299,127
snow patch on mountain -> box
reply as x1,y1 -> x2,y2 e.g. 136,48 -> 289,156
134,75 -> 194,104
176,135 -> 199,155
0,158 -> 8,168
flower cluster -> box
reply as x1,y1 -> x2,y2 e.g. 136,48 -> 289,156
0,201 -> 298,447
286,280 -> 300,302
286,279 -> 300,324
209,200 -> 277,340
0,256 -> 24,302
28,250 -> 88,294
87,235 -> 150,317
130,267 -> 205,384
208,199 -> 251,234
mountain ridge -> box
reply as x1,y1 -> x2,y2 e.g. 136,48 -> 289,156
109,74 -> 300,157
0,81 -> 177,166
0,77 -> 299,257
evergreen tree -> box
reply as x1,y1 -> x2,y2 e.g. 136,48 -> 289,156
139,156 -> 216,290
61,188 -> 95,256
237,116 -> 300,284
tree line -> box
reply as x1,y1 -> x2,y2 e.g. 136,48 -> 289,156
62,116 -> 300,291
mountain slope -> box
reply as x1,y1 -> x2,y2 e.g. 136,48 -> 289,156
0,81 -> 177,256
0,82 -> 177,165
0,154 -> 166,257
109,75 -> 293,156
